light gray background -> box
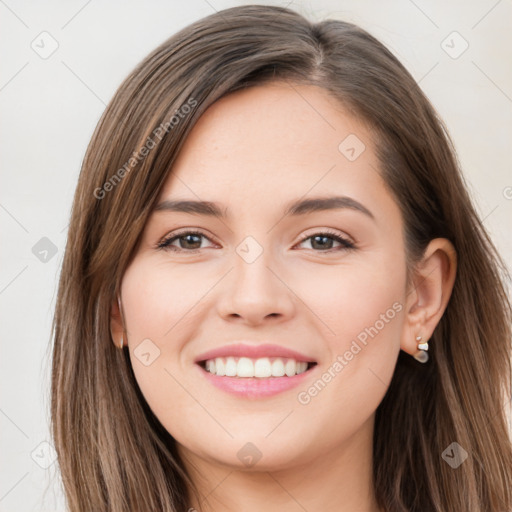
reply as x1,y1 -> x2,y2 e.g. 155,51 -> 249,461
1,0 -> 511,510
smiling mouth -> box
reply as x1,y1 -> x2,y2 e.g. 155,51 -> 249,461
198,357 -> 317,378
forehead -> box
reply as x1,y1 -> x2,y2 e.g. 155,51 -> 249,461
158,82 -> 389,219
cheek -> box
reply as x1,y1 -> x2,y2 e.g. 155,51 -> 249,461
119,260 -> 185,382
120,259 -> 207,343
294,249 -> 406,353
119,257 -> 225,411
291,252 -> 405,407
295,254 -> 405,423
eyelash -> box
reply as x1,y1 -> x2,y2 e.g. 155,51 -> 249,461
156,228 -> 355,254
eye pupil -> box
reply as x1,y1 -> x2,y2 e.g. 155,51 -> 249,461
311,235 -> 333,250
180,234 -> 202,249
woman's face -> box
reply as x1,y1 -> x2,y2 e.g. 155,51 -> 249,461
119,82 -> 409,471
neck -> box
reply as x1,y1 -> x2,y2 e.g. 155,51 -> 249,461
180,414 -> 382,512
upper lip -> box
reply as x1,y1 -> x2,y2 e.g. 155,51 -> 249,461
194,343 -> 317,364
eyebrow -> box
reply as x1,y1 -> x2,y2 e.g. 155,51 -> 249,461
154,195 -> 374,220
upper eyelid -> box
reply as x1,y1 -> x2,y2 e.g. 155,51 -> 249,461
159,227 -> 351,240
156,229 -> 218,251
157,228 -> 354,249
161,228 -> 218,244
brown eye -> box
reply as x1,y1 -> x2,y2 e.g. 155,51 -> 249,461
157,230 -> 213,252
296,231 -> 355,252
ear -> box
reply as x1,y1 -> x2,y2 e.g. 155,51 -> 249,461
110,296 -> 124,349
400,238 -> 457,357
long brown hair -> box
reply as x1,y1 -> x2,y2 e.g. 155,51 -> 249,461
50,5 -> 512,511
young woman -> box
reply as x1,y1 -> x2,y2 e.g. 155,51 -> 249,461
50,4 -> 512,511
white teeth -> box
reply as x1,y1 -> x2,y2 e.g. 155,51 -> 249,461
271,358 -> 285,377
216,358 -> 225,376
254,357 -> 272,377
237,357 -> 255,377
203,357 -> 311,378
225,357 -> 237,376
285,359 -> 296,377
297,361 -> 308,374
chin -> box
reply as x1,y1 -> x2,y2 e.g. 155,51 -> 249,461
192,434 -> 315,472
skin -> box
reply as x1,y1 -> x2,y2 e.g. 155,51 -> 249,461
110,82 -> 456,512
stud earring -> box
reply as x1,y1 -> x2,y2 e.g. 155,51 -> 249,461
119,334 -> 124,349
413,335 -> 429,363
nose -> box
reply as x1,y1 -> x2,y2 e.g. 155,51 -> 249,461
216,248 -> 296,326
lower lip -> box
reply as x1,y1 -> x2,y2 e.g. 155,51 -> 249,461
198,364 -> 316,398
